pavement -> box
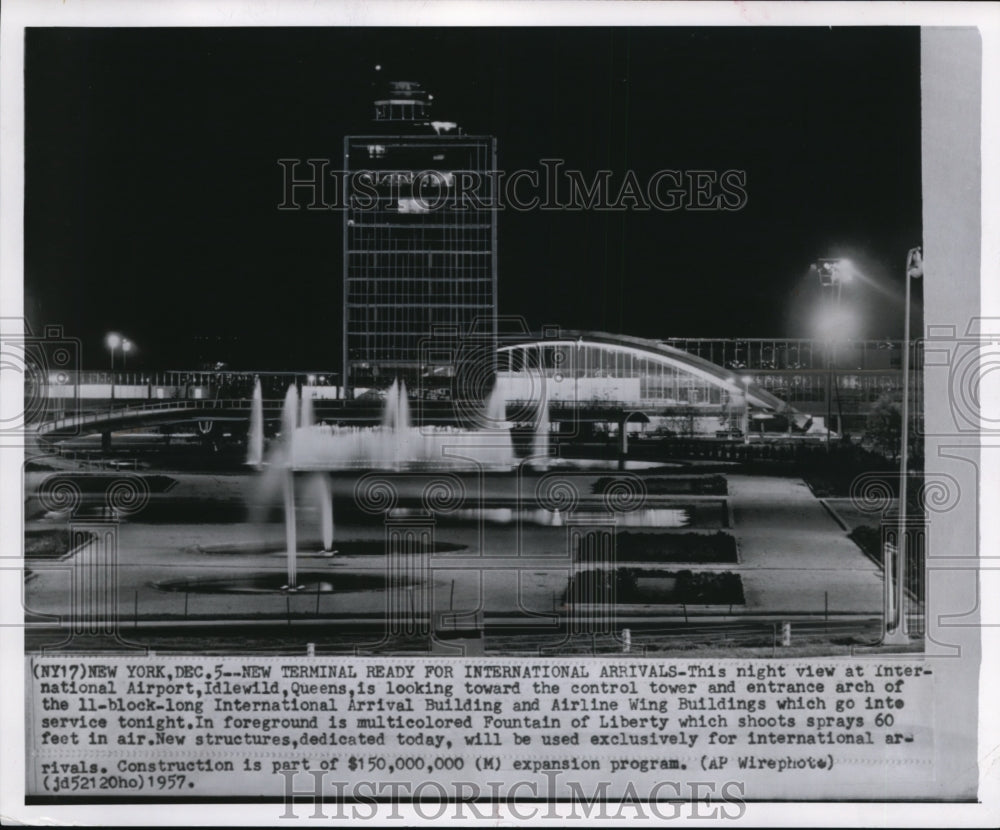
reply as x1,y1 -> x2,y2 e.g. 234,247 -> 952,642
22,469 -> 886,634
725,475 -> 884,614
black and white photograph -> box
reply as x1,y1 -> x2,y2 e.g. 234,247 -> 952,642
1,1 -> 996,824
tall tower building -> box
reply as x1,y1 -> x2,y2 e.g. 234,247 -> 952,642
342,79 -> 497,392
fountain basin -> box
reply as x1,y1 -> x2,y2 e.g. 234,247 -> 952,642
289,424 -> 516,471
190,539 -> 468,556
153,572 -> 417,594
386,506 -> 692,528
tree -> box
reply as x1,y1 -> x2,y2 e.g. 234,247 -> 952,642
864,392 -> 921,464
662,404 -> 699,438
864,392 -> 901,460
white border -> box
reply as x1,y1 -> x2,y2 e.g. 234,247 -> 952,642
2,1 -> 998,826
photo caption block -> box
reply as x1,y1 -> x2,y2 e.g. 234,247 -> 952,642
26,655 -> 934,803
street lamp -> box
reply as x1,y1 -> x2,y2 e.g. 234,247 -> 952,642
121,338 -> 132,373
884,246 -> 923,645
575,337 -> 583,409
814,258 -> 855,295
811,258 -> 855,447
105,332 -> 121,405
742,376 -> 751,445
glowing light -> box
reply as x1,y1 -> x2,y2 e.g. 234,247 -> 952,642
815,306 -> 856,341
814,257 -> 860,286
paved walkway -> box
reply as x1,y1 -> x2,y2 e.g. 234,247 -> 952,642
727,475 -> 883,613
23,471 -> 885,626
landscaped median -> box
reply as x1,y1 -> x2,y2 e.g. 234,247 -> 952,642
578,530 -> 738,564
564,568 -> 745,607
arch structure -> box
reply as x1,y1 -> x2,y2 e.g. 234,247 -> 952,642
497,331 -> 793,434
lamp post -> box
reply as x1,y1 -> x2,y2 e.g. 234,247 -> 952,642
575,336 -> 583,410
812,258 -> 854,448
743,376 -> 751,445
105,332 -> 121,407
884,246 -> 923,645
122,338 -> 132,373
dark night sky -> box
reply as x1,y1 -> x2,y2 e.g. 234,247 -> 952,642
24,27 -> 922,371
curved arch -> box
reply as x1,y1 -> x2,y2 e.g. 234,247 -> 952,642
498,330 -> 791,412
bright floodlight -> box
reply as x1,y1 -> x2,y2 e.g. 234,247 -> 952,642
814,258 -> 854,286
121,338 -> 132,353
105,332 -> 121,350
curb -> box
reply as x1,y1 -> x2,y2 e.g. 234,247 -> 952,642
819,498 -> 850,532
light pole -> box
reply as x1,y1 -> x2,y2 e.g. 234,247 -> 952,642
122,338 -> 132,374
884,246 -> 923,645
812,258 -> 854,447
743,376 -> 751,445
575,336 -> 583,410
105,332 -> 121,406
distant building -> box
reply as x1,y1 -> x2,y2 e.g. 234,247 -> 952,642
342,80 -> 497,392
499,333 -> 920,436
498,332 -> 788,438
661,337 -> 919,434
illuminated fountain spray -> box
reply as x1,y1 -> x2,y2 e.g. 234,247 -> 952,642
483,376 -> 515,463
316,475 -> 334,553
300,385 -> 315,429
246,377 -> 264,468
288,383 -> 515,471
268,379 -> 516,591
300,385 -> 335,556
281,384 -> 301,589
532,395 -> 551,469
382,380 -> 414,464
381,379 -> 411,430
485,377 -> 506,424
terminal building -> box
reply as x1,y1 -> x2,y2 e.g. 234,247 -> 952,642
342,80 -> 497,392
41,334 -> 919,439
497,332 -> 920,438
662,337 -> 920,435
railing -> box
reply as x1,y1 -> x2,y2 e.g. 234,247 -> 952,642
34,398 -> 298,435
36,396 -> 758,437
506,398 -> 729,409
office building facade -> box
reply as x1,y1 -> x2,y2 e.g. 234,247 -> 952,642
343,80 -> 497,392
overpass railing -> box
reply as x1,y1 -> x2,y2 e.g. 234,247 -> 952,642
34,398 -> 293,436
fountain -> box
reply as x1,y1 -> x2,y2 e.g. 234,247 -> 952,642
317,475 -> 334,552
280,385 -> 301,589
287,380 -> 515,471
261,379 -> 517,589
247,376 -> 675,589
532,398 -> 551,468
485,378 -> 506,424
246,377 -> 264,468
299,386 -> 334,554
300,385 -> 315,429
